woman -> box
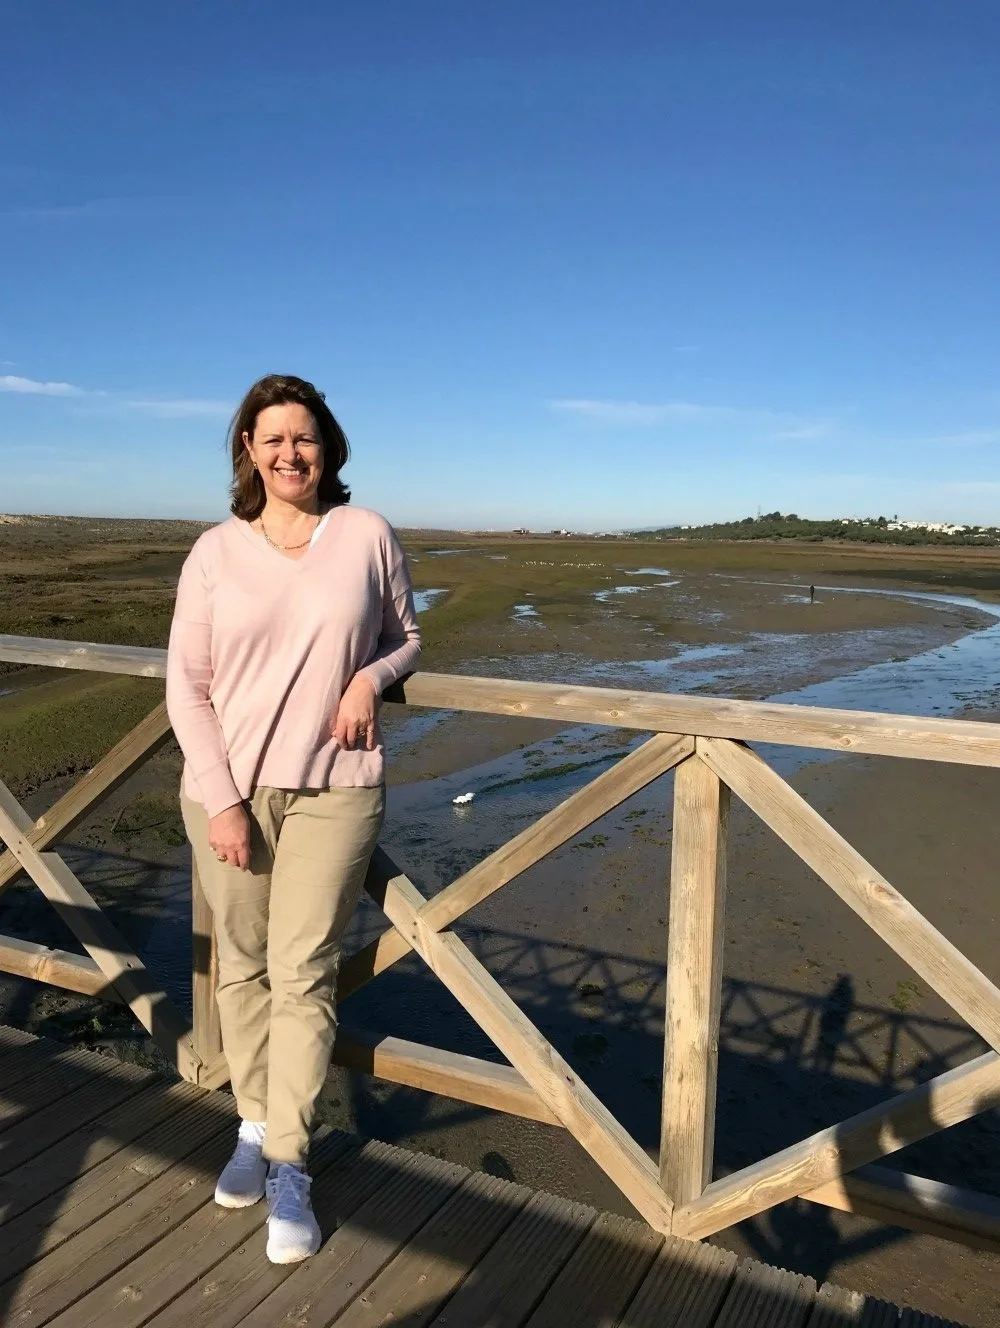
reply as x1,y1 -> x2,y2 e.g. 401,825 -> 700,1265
166,373 -> 420,1264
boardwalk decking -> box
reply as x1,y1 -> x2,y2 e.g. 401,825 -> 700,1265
0,1025 -> 962,1328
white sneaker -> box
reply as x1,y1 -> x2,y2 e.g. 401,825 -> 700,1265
265,1163 -> 321,1264
214,1120 -> 268,1208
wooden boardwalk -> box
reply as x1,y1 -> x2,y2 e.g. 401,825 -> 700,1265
0,1026 -> 962,1328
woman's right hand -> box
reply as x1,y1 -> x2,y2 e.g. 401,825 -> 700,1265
208,803 -> 251,871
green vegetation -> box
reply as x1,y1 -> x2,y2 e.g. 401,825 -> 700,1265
889,978 -> 923,1012
5,513 -> 1000,801
0,673 -> 165,796
632,513 -> 1000,546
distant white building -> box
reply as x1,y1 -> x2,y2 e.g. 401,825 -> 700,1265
886,520 -> 968,534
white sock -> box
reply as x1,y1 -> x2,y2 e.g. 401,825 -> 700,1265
238,1119 -> 266,1145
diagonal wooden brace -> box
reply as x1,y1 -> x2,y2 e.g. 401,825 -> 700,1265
369,846 -> 673,1232
339,732 -> 693,1000
0,777 -> 201,1082
697,735 -> 1000,1056
673,1048 -> 1000,1239
0,701 -> 173,895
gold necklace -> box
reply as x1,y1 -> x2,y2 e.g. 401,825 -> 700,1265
258,513 -> 319,552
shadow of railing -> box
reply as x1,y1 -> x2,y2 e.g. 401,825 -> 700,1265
0,829 -> 996,1314
0,1037 -> 913,1326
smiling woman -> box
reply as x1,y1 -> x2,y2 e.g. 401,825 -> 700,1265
165,372 -> 421,1266
230,374 -> 350,534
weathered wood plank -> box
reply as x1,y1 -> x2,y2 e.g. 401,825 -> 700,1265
523,1210 -> 663,1328
0,634 -> 165,677
0,1024 -> 36,1056
0,1056 -> 152,1174
9,632 -> 1000,765
805,1283 -> 879,1327
674,1049 -> 1000,1239
427,1190 -> 595,1328
713,1257 -> 816,1328
377,857 -> 673,1232
698,736 -> 1000,1056
0,933 -> 123,999
334,1171 -> 529,1328
45,1131 -> 357,1328
0,1037 -> 66,1091
621,1234 -> 738,1328
333,1025 -> 563,1125
806,1163 -> 1000,1256
142,1139 -> 406,1328
0,1085 -> 229,1286
661,753 -> 729,1206
339,733 -> 693,1001
0,1079 -> 197,1231
0,701 -> 173,894
0,1044 -> 120,1132
898,1309 -> 963,1327
0,779 -> 200,1081
203,1011 -> 566,1114
395,672 -> 1000,768
238,1150 -> 467,1328
1,1108 -> 238,1327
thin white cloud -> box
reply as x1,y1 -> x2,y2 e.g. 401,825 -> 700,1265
929,430 -> 999,447
125,398 -> 235,419
548,398 -> 748,425
773,422 -> 832,441
0,374 -> 84,397
548,398 -> 830,440
3,197 -> 138,221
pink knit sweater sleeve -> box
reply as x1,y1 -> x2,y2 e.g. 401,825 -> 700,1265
165,539 -> 243,818
356,521 -> 422,694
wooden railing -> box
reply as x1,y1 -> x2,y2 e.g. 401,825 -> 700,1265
3,632 -> 1000,1254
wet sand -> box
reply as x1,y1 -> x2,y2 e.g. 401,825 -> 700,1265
334,743 -> 1000,1325
4,533 -> 1000,1321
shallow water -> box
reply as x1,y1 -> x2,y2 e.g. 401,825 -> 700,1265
593,580 -> 678,603
53,579 -> 1000,1038
412,588 -> 447,613
381,582 -> 1000,890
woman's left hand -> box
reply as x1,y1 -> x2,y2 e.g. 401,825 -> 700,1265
333,674 -> 380,750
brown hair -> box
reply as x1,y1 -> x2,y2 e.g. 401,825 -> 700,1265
229,373 -> 351,520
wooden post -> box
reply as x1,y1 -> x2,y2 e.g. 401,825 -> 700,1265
660,751 -> 730,1207
191,856 -> 222,1071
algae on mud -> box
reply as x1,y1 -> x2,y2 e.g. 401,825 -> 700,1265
2,512 -> 998,796
6,516 -> 1000,1320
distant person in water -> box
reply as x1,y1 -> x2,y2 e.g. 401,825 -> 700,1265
166,374 -> 420,1264
809,584 -> 816,604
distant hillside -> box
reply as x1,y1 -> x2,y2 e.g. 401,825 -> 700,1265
631,513 -> 1000,547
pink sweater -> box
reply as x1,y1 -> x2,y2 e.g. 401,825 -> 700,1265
166,506 -> 421,818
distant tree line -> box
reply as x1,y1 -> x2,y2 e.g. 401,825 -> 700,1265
629,513 -> 1000,546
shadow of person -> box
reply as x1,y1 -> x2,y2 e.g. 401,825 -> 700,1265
813,973 -> 854,1078
764,1197 -> 843,1283
480,1150 -> 516,1181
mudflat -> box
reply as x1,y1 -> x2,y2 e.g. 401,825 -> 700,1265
3,515 -> 1000,1322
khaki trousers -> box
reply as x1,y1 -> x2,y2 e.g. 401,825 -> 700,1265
182,785 -> 384,1164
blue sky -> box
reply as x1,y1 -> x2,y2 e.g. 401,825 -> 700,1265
3,2 -> 1000,530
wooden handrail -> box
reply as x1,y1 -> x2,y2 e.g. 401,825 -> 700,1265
5,631 -> 1000,765
4,628 -> 1000,1256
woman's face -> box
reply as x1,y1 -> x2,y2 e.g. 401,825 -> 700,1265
244,402 -> 325,507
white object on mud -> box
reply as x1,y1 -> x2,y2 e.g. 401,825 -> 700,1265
452,792 -> 475,805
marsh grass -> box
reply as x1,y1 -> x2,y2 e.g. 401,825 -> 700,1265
0,673 -> 164,796
4,514 -> 1000,794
